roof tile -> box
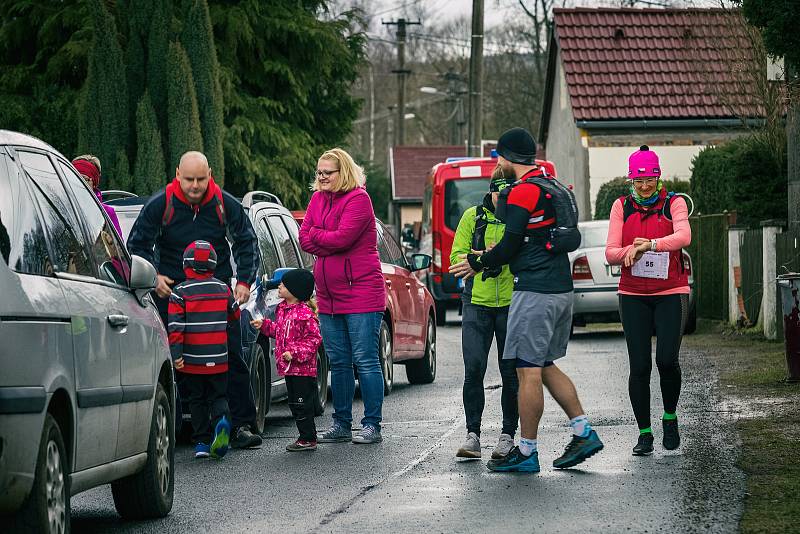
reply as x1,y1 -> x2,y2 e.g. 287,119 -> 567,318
553,8 -> 763,121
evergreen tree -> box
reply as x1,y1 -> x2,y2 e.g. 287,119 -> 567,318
79,0 -> 129,177
147,0 -> 171,165
166,42 -> 204,168
112,149 -> 132,192
133,91 -> 167,195
181,0 -> 225,184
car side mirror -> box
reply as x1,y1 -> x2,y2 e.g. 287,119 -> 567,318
129,255 -> 157,305
410,253 -> 431,272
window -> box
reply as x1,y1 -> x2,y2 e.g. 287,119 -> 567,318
256,218 -> 281,277
18,151 -> 93,276
280,215 -> 313,267
380,223 -> 407,268
0,154 -> 52,275
60,161 -> 129,285
269,215 -> 300,268
444,178 -> 488,231
580,224 -> 609,249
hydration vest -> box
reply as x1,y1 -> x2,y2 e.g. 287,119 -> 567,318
618,191 -> 688,293
495,171 -> 581,254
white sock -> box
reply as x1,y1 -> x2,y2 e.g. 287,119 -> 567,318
518,437 -> 538,456
570,414 -> 592,438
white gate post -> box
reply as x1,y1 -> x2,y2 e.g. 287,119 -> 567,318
761,221 -> 784,340
728,226 -> 746,325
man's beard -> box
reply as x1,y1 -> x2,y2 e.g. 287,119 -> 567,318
492,163 -> 515,181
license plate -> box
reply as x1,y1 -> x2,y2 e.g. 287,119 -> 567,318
607,264 -> 621,277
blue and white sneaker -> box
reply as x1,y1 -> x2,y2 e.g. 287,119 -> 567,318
195,443 -> 210,459
210,416 -> 231,459
352,425 -> 382,444
318,423 -> 352,443
553,430 -> 604,469
486,447 -> 540,473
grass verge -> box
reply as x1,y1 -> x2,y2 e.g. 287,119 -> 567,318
683,320 -> 800,534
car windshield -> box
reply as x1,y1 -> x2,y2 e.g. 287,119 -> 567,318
580,224 -> 609,249
444,178 -> 487,230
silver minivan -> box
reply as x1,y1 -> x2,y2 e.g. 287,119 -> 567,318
0,131 -> 175,533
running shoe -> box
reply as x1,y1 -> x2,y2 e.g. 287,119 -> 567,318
286,439 -> 318,452
194,442 -> 210,459
317,423 -> 352,443
663,418 -> 680,450
456,432 -> 481,459
352,425 -> 383,444
486,447 -> 540,473
632,433 -> 654,456
231,424 -> 262,449
492,433 -> 515,460
210,416 -> 231,459
553,430 -> 604,469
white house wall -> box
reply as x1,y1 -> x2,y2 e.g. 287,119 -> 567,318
544,49 -> 591,220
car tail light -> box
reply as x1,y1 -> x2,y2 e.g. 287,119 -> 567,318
682,252 -> 692,275
572,255 -> 592,281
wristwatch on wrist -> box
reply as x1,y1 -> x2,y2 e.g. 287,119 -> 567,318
650,239 -> 657,252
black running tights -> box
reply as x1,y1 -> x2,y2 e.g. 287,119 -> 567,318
619,293 -> 688,430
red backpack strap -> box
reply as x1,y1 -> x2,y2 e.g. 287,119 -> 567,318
213,186 -> 226,227
162,182 -> 175,227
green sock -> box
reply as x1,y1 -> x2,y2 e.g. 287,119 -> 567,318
639,427 -> 652,435
663,412 -> 677,421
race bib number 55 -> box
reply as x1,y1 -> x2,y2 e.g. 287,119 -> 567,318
631,251 -> 669,280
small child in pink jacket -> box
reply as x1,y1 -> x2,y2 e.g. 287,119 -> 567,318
251,269 -> 322,451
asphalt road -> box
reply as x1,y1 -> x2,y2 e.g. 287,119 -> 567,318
71,312 -> 745,533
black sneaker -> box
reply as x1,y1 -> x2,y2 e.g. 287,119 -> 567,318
231,425 -> 262,449
632,433 -> 654,456
663,418 -> 680,450
553,430 -> 604,469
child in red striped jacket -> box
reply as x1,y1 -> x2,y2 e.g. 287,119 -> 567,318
169,240 -> 239,459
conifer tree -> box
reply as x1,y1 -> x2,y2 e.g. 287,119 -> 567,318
181,0 -> 225,184
112,150 -> 132,191
133,91 -> 167,195
147,0 -> 171,153
79,0 -> 129,183
166,42 -> 204,168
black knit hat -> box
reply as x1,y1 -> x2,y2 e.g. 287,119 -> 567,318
496,127 -> 537,165
183,240 -> 217,273
281,268 -> 315,302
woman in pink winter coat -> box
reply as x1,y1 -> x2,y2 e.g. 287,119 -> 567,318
299,148 -> 386,445
251,268 -> 322,451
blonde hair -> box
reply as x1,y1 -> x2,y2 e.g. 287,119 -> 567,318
307,297 -> 318,316
312,148 -> 365,192
73,154 -> 102,174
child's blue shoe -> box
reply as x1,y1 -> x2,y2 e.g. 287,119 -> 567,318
195,443 -> 210,459
210,416 -> 231,459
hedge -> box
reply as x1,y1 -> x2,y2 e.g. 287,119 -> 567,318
594,177 -> 692,220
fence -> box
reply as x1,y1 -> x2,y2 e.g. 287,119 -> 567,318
740,228 -> 764,325
688,213 -> 730,320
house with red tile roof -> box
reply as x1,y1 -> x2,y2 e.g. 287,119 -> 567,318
539,7 -> 764,219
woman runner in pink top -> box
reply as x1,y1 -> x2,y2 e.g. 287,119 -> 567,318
605,145 -> 691,457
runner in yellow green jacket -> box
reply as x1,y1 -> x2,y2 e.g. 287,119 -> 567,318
451,167 -> 518,460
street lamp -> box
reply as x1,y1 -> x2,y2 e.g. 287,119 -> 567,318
419,86 -> 439,95
419,80 -> 466,145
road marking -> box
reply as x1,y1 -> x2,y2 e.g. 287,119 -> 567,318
388,416 -> 463,480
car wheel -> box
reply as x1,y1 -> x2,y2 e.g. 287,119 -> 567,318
251,339 -> 271,434
379,319 -> 393,395
684,303 -> 697,335
111,383 -> 174,519
11,413 -> 70,534
406,315 -> 436,384
434,300 -> 447,326
313,347 -> 329,416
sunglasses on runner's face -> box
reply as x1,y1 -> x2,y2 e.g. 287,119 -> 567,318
315,169 -> 339,178
632,178 -> 658,186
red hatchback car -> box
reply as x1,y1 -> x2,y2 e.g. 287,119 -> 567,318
294,213 -> 438,394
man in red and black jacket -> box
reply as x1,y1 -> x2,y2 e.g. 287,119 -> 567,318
451,128 -> 603,474
129,151 -> 262,449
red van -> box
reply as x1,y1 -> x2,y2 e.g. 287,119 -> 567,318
418,155 -> 557,325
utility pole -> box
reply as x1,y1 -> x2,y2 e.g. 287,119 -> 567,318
467,0 -> 484,156
383,18 -> 420,146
